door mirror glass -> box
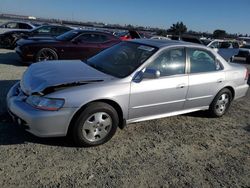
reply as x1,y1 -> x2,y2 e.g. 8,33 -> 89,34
143,68 -> 160,79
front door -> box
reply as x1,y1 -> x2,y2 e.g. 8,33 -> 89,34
129,47 -> 188,121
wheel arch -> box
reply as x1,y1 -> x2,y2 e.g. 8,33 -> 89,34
67,99 -> 125,136
35,47 -> 59,61
224,86 -> 235,99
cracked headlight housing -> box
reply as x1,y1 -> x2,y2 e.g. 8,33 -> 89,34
26,95 -> 65,111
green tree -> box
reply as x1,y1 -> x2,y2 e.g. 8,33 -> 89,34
156,29 -> 168,36
213,29 -> 227,39
167,22 -> 187,37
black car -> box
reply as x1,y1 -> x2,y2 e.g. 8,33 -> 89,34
0,24 -> 73,49
171,35 -> 203,45
236,44 -> 250,63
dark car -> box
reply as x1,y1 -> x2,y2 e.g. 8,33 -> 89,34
171,35 -> 203,45
16,30 -> 121,63
0,21 -> 38,49
0,24 -> 72,49
115,30 -> 143,41
235,44 -> 250,63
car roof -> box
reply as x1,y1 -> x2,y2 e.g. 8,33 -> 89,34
130,39 -> 204,48
73,29 -> 114,35
4,21 -> 35,26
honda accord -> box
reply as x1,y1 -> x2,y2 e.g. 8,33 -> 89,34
7,39 -> 249,146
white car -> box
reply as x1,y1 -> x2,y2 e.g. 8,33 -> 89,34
207,40 -> 239,62
150,36 -> 171,40
0,21 -> 37,35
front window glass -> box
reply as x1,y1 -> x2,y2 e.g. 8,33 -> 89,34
188,48 -> 221,73
86,42 -> 158,78
35,26 -> 52,34
76,34 -> 102,43
220,42 -> 230,48
147,48 -> 186,76
209,41 -> 219,48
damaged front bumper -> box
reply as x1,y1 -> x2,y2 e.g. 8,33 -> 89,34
6,82 -> 77,137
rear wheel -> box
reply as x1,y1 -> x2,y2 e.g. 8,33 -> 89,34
35,48 -> 58,62
71,102 -> 119,147
208,88 -> 232,117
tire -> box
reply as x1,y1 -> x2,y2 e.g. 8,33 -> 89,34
208,88 -> 233,117
71,102 -> 119,147
35,48 -> 58,62
246,55 -> 250,64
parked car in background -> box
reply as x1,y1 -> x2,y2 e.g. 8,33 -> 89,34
238,37 -> 250,45
7,39 -> 249,146
171,35 -> 204,44
235,44 -> 250,63
207,40 -> 239,62
200,38 -> 212,46
150,36 -> 170,40
0,21 -> 37,34
0,24 -> 73,49
0,21 -> 38,48
115,30 -> 143,40
16,29 -> 121,62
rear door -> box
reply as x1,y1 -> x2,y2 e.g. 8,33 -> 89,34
129,47 -> 188,120
184,48 -> 225,109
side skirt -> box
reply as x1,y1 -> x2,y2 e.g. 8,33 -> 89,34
126,106 -> 209,124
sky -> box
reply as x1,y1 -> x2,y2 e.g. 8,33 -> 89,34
0,0 -> 250,34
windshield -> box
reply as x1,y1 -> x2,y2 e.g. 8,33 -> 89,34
85,42 -> 158,78
56,30 -> 80,41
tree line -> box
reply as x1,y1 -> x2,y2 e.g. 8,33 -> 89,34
155,21 -> 248,39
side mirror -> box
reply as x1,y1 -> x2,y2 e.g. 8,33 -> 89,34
143,68 -> 160,79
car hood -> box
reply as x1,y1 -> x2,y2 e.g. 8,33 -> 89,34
20,60 -> 114,95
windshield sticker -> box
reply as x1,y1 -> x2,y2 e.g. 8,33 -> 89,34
138,45 -> 154,52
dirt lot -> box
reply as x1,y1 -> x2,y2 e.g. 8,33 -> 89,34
0,49 -> 249,188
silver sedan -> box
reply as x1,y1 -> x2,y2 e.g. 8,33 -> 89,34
7,39 -> 249,146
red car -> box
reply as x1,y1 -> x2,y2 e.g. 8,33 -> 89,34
116,30 -> 142,41
15,30 -> 121,62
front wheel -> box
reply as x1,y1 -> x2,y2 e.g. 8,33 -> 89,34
35,48 -> 58,62
71,102 -> 119,147
208,88 -> 232,117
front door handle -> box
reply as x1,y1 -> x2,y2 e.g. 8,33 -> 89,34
177,84 -> 186,89
217,79 -> 223,83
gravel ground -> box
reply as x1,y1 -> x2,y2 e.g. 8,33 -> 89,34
0,49 -> 249,188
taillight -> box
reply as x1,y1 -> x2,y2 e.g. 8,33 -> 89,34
245,69 -> 249,81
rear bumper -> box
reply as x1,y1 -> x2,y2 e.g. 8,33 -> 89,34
7,82 -> 77,137
234,84 -> 249,100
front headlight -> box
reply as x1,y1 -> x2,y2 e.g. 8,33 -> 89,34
26,95 -> 65,111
